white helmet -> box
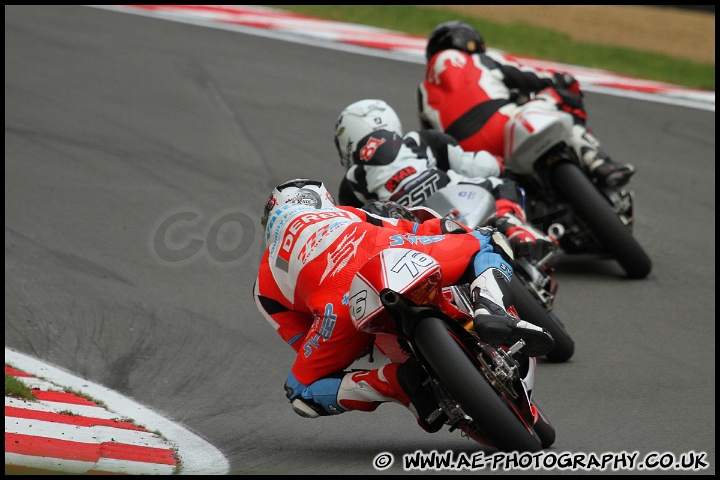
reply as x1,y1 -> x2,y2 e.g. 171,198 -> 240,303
261,178 -> 336,238
334,99 -> 403,169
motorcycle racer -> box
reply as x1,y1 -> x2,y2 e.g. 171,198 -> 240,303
334,98 -> 557,261
254,178 -> 553,432
418,20 -> 635,189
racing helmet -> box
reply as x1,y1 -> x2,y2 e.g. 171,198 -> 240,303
260,178 -> 336,232
361,200 -> 418,222
426,20 -> 485,61
335,99 -> 403,170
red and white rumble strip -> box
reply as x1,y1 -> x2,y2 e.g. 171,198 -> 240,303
5,365 -> 178,475
5,347 -> 229,475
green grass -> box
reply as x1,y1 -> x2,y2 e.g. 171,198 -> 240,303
5,373 -> 36,400
5,374 -> 141,426
273,5 -> 714,91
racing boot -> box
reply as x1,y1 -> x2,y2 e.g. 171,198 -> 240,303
336,362 -> 446,433
587,152 -> 636,188
495,199 -> 557,261
470,268 -> 554,358
572,125 -> 635,188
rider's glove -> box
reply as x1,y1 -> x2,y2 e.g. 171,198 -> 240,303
554,72 -> 582,96
440,214 -> 468,234
476,226 -> 515,263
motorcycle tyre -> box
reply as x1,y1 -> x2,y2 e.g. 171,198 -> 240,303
510,276 -> 575,363
551,162 -> 652,279
414,316 -> 543,453
532,402 -> 556,449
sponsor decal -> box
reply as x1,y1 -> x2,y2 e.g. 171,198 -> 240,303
320,227 -> 367,283
294,188 -> 323,208
389,233 -> 445,247
277,210 -> 351,270
298,220 -> 346,263
359,136 -> 386,162
392,171 -> 444,206
385,166 -> 417,192
302,303 -> 338,357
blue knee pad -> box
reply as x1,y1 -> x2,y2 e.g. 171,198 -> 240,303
469,230 -> 513,283
285,371 -> 347,416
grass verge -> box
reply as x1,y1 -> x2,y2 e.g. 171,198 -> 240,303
273,5 -> 714,91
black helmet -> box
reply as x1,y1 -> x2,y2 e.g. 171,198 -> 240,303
426,20 -> 485,61
361,200 -> 418,222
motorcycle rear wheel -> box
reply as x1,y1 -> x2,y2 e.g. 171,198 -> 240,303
414,316 -> 543,452
510,276 -> 575,363
551,162 -> 652,279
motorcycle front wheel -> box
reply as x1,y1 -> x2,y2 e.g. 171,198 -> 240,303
414,316 -> 543,452
531,402 -> 556,449
510,276 -> 575,363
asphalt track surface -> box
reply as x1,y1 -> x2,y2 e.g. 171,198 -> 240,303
5,5 -> 715,475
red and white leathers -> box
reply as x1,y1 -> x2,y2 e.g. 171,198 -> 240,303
254,202 -> 513,430
418,48 -> 613,174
